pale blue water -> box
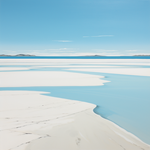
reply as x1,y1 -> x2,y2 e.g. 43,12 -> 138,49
0,57 -> 150,144
0,56 -> 150,59
0,72 -> 150,144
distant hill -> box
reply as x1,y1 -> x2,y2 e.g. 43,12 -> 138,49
133,55 -> 150,56
0,54 -> 36,57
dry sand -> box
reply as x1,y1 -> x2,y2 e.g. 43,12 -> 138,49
0,71 -> 108,87
0,91 -> 149,150
1,59 -> 150,66
68,68 -> 150,76
0,59 -> 150,150
0,67 -> 30,71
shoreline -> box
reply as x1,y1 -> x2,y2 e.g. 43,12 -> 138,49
0,58 -> 150,149
0,91 -> 149,150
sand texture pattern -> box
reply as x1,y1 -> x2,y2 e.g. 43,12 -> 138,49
0,91 -> 149,150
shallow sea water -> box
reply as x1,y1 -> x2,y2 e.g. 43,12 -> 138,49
0,57 -> 150,144
1,71 -> 150,144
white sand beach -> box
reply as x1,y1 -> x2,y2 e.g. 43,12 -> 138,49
1,0 -> 150,147
0,91 -> 150,150
0,71 -> 108,87
1,58 -> 150,66
0,59 -> 150,150
68,68 -> 150,76
0,67 -> 30,71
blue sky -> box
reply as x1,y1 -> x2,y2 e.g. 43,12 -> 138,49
0,0 -> 150,56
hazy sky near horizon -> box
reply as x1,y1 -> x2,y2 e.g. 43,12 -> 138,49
0,0 -> 150,56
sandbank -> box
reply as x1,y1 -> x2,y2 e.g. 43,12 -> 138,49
0,71 -> 108,87
0,91 -> 149,150
32,65 -> 120,69
1,59 -> 150,66
68,68 -> 150,76
0,58 -> 150,150
0,67 -> 29,71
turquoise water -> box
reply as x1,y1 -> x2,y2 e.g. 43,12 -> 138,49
1,72 -> 150,144
0,57 -> 150,144
0,56 -> 150,59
